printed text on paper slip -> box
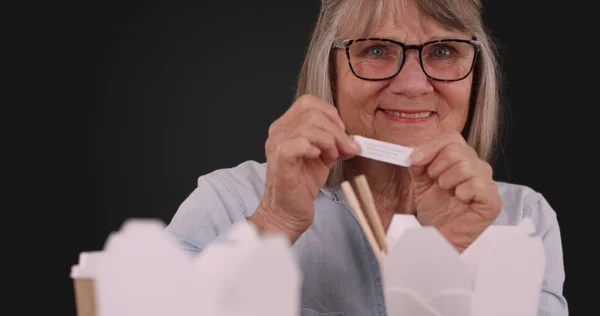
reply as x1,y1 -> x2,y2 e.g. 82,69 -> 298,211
353,135 -> 414,167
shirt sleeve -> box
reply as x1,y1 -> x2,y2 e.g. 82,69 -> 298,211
164,170 -> 252,258
525,194 -> 569,316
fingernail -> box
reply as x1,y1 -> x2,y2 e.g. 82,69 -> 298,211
349,138 -> 361,151
411,150 -> 424,164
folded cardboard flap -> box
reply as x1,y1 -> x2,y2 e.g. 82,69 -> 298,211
382,214 -> 545,316
71,219 -> 301,316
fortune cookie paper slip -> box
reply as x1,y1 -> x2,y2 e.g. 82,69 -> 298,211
353,135 -> 414,167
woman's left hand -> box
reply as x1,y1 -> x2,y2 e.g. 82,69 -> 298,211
408,132 -> 503,253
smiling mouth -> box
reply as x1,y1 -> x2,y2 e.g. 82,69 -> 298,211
378,108 -> 435,118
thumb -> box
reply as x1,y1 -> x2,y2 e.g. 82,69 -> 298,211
408,148 -> 434,188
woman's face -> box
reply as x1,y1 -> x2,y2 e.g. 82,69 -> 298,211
335,9 -> 475,147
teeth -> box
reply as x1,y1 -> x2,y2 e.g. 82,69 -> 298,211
382,109 -> 432,118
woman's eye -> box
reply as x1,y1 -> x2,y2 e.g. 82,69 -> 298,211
429,45 -> 455,58
367,46 -> 385,57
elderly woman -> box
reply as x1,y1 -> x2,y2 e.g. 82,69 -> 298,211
165,0 -> 568,315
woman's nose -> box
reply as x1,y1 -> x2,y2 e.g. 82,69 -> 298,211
388,52 -> 434,97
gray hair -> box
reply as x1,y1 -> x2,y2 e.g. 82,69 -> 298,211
294,0 -> 502,188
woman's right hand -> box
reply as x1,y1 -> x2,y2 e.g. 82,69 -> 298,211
249,94 -> 361,243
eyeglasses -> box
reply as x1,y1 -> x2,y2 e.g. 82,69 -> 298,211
332,37 -> 481,82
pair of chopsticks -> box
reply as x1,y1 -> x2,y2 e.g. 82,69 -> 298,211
341,175 -> 389,267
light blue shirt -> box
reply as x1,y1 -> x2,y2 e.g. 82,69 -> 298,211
165,160 -> 568,316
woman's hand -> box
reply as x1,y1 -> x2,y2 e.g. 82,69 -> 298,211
408,132 -> 503,253
249,94 -> 360,243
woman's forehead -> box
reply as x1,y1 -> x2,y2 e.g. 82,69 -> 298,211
377,11 -> 467,41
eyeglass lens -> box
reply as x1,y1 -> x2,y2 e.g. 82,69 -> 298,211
347,40 -> 476,81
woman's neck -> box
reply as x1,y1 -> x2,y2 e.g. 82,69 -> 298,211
343,157 -> 415,231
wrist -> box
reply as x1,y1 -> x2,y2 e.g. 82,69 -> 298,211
248,203 -> 308,244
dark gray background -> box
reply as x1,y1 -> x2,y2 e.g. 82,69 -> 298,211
62,1 -> 592,315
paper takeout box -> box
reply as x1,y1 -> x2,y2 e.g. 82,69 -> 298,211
71,251 -> 102,316
71,219 -> 301,316
72,216 -> 545,316
382,214 -> 545,316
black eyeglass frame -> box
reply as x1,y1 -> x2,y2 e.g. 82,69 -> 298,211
332,37 -> 481,82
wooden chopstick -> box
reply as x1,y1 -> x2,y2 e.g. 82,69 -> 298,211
353,175 -> 389,254
341,179 -> 384,267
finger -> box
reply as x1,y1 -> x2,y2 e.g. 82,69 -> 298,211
437,160 -> 477,190
426,143 -> 470,180
292,125 -> 339,166
339,135 -> 361,160
479,160 -> 494,179
269,95 -> 353,160
266,120 -> 292,155
410,132 -> 472,167
409,141 -> 464,185
267,109 -> 336,157
454,177 -> 491,205
408,163 -> 429,185
288,94 -> 346,130
274,138 -> 321,169
296,109 -> 360,157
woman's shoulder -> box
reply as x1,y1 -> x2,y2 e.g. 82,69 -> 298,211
493,181 -> 559,231
198,160 -> 267,189
164,160 -> 268,253
495,181 -> 545,210
194,160 -> 267,209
